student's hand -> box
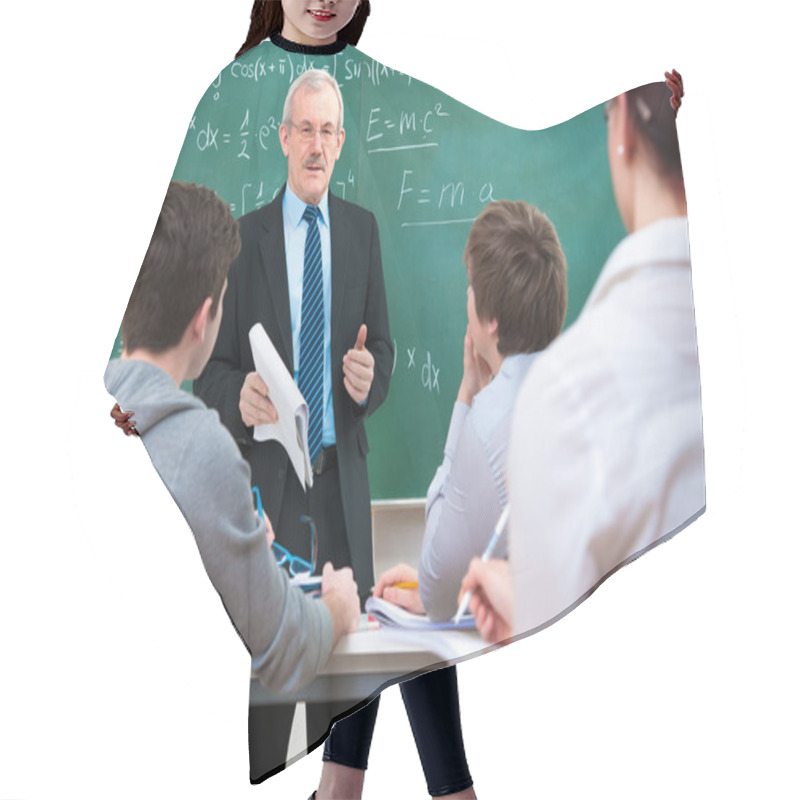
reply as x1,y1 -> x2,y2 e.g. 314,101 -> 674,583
343,324 -> 375,405
459,558 -> 513,643
320,562 -> 361,637
255,509 -> 275,547
110,403 -> 139,436
457,327 -> 492,406
240,372 -> 279,427
373,563 -> 424,615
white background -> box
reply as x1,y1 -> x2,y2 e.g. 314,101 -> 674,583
2,1 -> 798,797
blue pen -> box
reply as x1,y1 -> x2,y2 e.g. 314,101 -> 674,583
454,505 -> 511,624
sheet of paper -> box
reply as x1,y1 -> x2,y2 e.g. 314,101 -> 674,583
248,323 -> 313,488
365,596 -> 476,631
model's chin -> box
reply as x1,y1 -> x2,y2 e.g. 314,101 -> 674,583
298,182 -> 327,206
303,11 -> 337,37
304,173 -> 327,194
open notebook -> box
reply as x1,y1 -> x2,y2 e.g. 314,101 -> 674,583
365,596 -> 476,631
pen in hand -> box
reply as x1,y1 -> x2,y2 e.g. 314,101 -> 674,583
371,566 -> 423,614
454,505 -> 510,624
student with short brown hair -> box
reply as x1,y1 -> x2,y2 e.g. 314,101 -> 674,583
105,181 -> 361,697
465,200 -> 567,357
374,199 -> 568,623
120,181 -> 239,354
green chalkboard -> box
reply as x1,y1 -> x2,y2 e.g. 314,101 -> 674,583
114,42 -> 625,499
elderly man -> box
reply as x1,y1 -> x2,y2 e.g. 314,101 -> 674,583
194,68 -> 393,782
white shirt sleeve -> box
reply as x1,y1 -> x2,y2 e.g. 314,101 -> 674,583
509,353 -> 603,635
419,400 -> 505,622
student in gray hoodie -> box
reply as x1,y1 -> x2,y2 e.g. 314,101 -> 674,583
104,181 -> 360,697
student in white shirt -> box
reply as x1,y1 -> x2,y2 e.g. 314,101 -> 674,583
461,80 -> 704,642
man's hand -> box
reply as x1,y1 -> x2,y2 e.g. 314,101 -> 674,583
343,324 -> 375,405
110,403 -> 139,436
459,558 -> 513,643
456,327 -> 492,406
320,562 -> 361,640
373,563 -> 424,615
239,372 -> 279,427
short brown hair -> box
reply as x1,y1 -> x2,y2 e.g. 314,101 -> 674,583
465,201 -> 567,356
121,182 -> 240,353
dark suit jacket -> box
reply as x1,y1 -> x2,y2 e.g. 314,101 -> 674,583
194,188 -> 393,596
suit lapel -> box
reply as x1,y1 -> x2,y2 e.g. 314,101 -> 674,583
329,193 -> 350,351
258,188 -> 293,369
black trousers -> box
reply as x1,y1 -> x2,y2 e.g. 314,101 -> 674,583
249,461 -> 362,782
323,665 -> 473,797
274,456 -> 355,584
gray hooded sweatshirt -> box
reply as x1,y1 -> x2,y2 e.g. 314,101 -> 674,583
104,359 -> 333,694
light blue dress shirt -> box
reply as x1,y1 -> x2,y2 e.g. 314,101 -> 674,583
282,185 -> 336,446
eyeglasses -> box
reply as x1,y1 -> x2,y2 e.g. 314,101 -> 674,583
252,487 -> 318,577
273,515 -> 317,577
289,121 -> 339,144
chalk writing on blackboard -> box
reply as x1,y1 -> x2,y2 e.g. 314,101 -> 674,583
385,341 -> 443,395
395,169 -> 496,228
365,102 -> 450,154
232,181 -> 280,217
397,343 -> 442,394
226,53 -> 413,91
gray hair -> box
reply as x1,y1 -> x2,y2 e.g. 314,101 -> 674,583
281,69 -> 344,131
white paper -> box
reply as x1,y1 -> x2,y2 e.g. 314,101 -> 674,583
365,596 -> 476,631
248,323 -> 313,489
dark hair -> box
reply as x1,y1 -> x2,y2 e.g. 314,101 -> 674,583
624,81 -> 683,179
122,182 -> 240,353
465,201 -> 567,356
237,1 -> 371,59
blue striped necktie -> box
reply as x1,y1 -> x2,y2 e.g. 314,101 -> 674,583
298,204 -> 324,466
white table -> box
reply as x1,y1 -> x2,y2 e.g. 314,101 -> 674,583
250,618 -> 489,705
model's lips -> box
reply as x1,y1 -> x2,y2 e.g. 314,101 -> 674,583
308,9 -> 335,22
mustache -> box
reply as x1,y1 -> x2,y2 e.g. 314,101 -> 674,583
302,155 -> 327,169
